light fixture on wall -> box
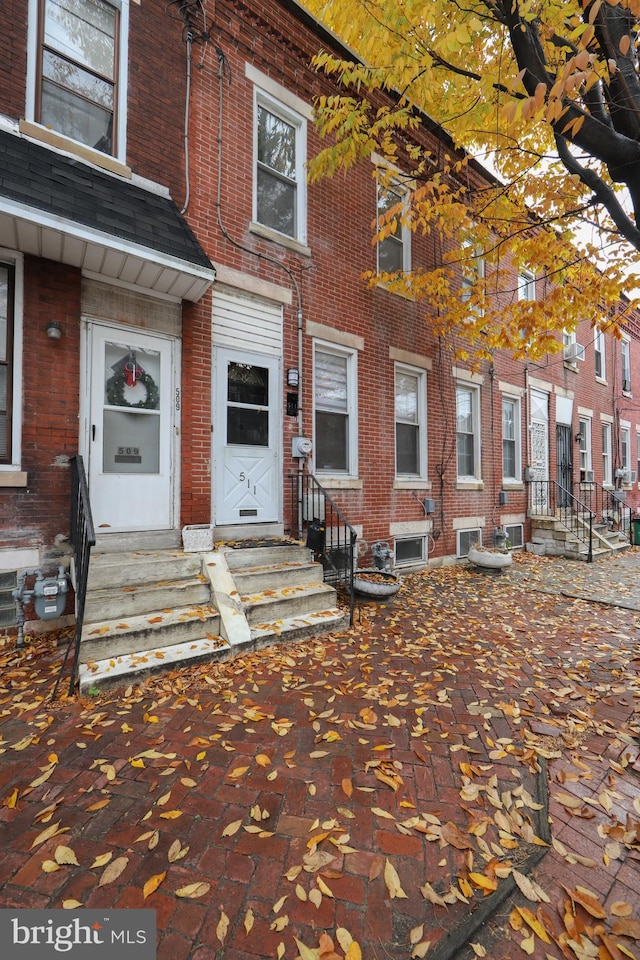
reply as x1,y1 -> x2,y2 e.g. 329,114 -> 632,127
287,368 -> 299,387
46,321 -> 62,340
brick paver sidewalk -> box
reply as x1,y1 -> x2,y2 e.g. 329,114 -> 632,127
1,553 -> 639,960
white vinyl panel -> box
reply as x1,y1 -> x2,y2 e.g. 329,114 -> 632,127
213,290 -> 283,356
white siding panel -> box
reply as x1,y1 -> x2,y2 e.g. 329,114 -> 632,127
213,290 -> 283,356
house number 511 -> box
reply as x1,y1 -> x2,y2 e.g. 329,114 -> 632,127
238,472 -> 256,495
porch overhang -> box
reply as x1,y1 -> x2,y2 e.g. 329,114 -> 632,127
0,129 -> 215,302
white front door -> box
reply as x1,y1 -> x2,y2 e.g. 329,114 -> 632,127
529,388 -> 549,512
86,323 -> 177,532
214,348 -> 280,525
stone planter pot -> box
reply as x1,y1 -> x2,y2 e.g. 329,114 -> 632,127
354,569 -> 402,598
182,524 -> 214,553
467,544 -> 512,572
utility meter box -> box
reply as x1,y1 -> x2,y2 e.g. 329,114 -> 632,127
292,436 -> 312,458
33,570 -> 69,620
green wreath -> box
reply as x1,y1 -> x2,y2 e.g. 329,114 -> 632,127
105,369 -> 160,409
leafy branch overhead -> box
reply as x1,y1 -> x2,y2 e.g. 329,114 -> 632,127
304,0 -> 640,357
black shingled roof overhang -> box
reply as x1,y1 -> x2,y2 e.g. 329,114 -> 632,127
0,128 -> 213,271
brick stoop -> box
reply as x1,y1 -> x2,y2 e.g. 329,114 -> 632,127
78,541 -> 346,692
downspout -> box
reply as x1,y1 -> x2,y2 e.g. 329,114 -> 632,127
180,35 -> 192,215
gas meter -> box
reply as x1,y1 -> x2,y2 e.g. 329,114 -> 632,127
33,568 -> 69,620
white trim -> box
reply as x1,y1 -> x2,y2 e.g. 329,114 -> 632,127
600,413 -> 614,424
498,380 -> 525,396
453,515 -> 485,531
390,520 -> 433,535
245,63 -> 313,120
452,366 -> 484,385
394,362 -> 427,480
501,393 -> 522,483
214,267 -> 292,305
0,250 -> 24,471
312,339 -> 358,479
455,381 -> 482,481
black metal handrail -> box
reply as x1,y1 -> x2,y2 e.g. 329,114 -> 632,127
572,479 -> 633,543
529,479 -> 594,562
288,469 -> 358,625
52,455 -> 95,698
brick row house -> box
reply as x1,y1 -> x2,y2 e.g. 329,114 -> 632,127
1,0 -> 638,646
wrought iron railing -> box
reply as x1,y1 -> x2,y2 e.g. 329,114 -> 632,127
573,480 -> 632,543
52,455 -> 95,698
529,479 -> 594,562
288,470 -> 358,625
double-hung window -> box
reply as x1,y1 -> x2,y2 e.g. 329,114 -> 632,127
594,328 -> 606,380
254,91 -> 307,243
456,384 -> 480,480
501,396 -> 521,482
518,270 -> 536,301
621,426 -> 631,473
377,182 -> 410,275
578,418 -> 592,474
35,0 -> 125,156
395,365 -> 426,477
602,421 -> 612,485
313,343 -> 357,475
621,339 -> 631,392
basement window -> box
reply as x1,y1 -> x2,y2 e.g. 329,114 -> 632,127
504,524 -> 524,550
0,570 -> 17,628
394,536 -> 426,567
457,528 -> 481,559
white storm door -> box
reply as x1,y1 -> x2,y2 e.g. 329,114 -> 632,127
88,324 -> 176,531
529,388 -> 549,512
215,348 -> 280,525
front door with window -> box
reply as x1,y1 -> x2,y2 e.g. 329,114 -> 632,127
214,348 -> 280,525
556,424 -> 572,505
529,389 -> 549,512
86,323 -> 176,531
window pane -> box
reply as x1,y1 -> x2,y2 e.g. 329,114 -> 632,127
41,75 -> 113,152
316,352 -> 347,412
457,433 -> 474,476
43,49 -> 114,109
227,407 -> 268,446
257,168 -> 295,237
258,107 -> 295,179
45,0 -> 115,78
395,537 -> 423,563
0,367 -> 6,460
502,400 -> 515,440
456,389 -> 472,433
395,372 -> 418,422
396,423 -> 419,474
227,363 -> 268,406
503,440 -> 516,478
378,235 -> 403,273
0,266 -> 12,462
315,411 -> 347,471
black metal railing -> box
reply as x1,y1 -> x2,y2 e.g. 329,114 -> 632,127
573,479 -> 633,543
52,455 -> 95,698
289,470 -> 358,625
529,479 -> 594,562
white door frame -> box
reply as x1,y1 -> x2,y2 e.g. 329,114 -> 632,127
79,318 -> 181,532
213,346 -> 282,527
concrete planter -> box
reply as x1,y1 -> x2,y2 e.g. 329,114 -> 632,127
354,569 -> 402,597
467,544 -> 512,572
182,524 -> 214,553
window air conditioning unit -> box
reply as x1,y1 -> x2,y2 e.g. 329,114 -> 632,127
614,467 -> 625,479
563,341 -> 585,362
581,469 -> 595,482
623,379 -> 632,392
622,469 -> 633,484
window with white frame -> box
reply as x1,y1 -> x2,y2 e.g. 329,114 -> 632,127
501,396 -> 521,481
313,342 -> 357,475
255,91 -> 306,242
394,535 -> 426,567
621,426 -> 631,472
395,365 -> 426,477
504,523 -> 524,549
594,328 -> 606,380
377,181 -> 410,275
621,340 -> 631,392
34,0 -> 126,156
456,383 -> 481,479
457,528 -> 481,558
578,418 -> 592,475
461,241 -> 485,316
602,421 -> 612,485
518,270 -> 536,301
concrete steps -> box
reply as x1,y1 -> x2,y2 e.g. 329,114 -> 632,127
77,540 -> 347,693
529,514 -> 631,561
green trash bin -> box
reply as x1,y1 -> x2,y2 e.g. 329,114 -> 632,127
632,518 -> 640,545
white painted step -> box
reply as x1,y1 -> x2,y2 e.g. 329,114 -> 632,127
80,604 -> 220,661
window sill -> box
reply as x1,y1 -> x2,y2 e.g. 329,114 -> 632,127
315,477 -> 363,490
563,361 -> 579,373
456,480 -> 484,491
393,478 -> 432,490
595,376 -> 608,386
0,470 -> 28,487
249,222 -> 311,257
502,481 -> 525,490
374,279 -> 415,301
19,120 -> 131,178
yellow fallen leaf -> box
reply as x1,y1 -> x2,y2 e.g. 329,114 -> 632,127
86,797 -> 111,812
31,821 -> 67,849
222,819 -> 243,837
520,934 -> 535,955
309,888 -> 322,909
159,810 -> 183,819
346,942 -> 363,960
62,900 -> 83,909
256,754 -> 271,767
342,778 -> 353,798
372,807 -> 396,820
277,944 -> 285,960
294,938 -> 318,960
5,788 -> 19,809
469,872 -> 498,893
175,882 -> 211,898
180,777 -> 197,787
562,884 -> 606,919
143,871 -> 166,899
90,852 -> 112,869
216,908 -> 229,944
610,901 -> 633,917
384,859 -> 408,899
411,943 -> 431,959
516,906 -> 551,943
41,860 -> 61,873
410,924 -> 424,945
228,766 -> 249,779
130,759 -> 145,769
271,915 -> 289,932
98,856 -> 128,887
244,908 -> 254,934
54,845 -> 79,866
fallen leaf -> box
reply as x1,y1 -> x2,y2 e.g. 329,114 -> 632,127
176,882 -> 211,899
216,907 -> 229,943
98,856 -> 129,887
244,908 -> 254,934
222,819 -> 243,837
384,858 -> 408,899
54,845 -> 79,866
143,871 -> 166,899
